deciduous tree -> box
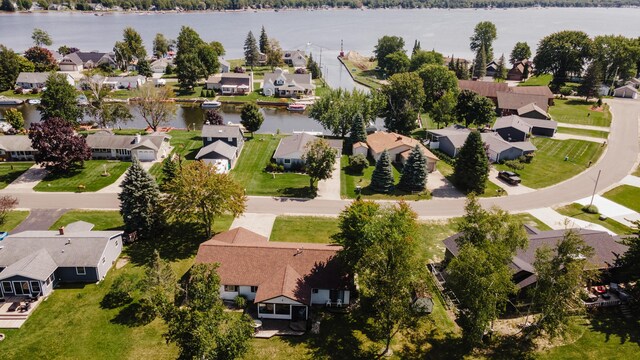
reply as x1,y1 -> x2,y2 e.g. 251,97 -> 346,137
578,61 -> 602,100
333,199 -> 380,269
409,49 -> 443,72
0,46 -> 20,91
429,90 -> 457,129
309,88 -> 379,137
0,195 -> 18,226
130,83 -> 177,132
39,72 -> 82,123
380,72 -> 425,135
153,33 -> 170,58
119,158 -> 162,236
534,30 -> 593,88
28,117 -> 91,172
24,46 -> 56,72
510,41 -> 531,65
398,145 -> 427,192
592,35 -> 640,82
31,28 -> 52,47
303,138 -> 338,191
495,54 -> 507,80
240,102 -> 263,137
374,36 -> 405,73
205,109 -> 224,125
370,149 -> 394,193
453,130 -> 489,194
470,21 -> 497,61
265,38 -> 284,69
141,250 -> 177,317
4,108 -> 24,132
455,89 -> 495,128
417,64 -> 459,110
113,27 -> 147,70
164,161 -> 247,238
383,50 -> 409,76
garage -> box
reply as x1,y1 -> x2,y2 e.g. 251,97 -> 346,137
135,149 -> 156,162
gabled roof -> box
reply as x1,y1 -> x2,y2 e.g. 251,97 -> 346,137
497,92 -> 550,112
0,135 -> 35,152
201,125 -> 243,139
480,132 -> 537,153
427,126 -> 472,149
458,80 -> 509,98
511,86 -> 554,99
273,133 -> 343,159
614,84 -> 638,93
493,115 -> 532,134
60,52 -> 83,65
219,57 -> 230,68
195,140 -> 237,160
195,227 -> 350,305
264,68 -> 314,89
366,132 -> 439,161
86,133 -> 168,151
0,249 -> 57,281
15,72 -> 53,84
517,103 -> 550,119
520,117 -> 558,131
74,51 -> 115,65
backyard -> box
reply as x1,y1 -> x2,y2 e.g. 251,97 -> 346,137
495,138 -> 605,189
227,59 -> 296,80
0,162 -> 34,189
554,203 -> 631,235
549,99 -> 611,127
230,134 -> 311,197
602,185 -> 640,213
33,160 -> 131,192
519,74 -> 552,87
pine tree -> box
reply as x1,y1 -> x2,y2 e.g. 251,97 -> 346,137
161,157 -> 178,190
119,158 -> 162,236
259,26 -> 269,54
349,112 -> 367,146
370,149 -> 395,193
473,44 -> 487,79
307,53 -> 322,79
453,131 -> 489,194
495,53 -> 507,80
243,31 -> 260,68
398,145 -> 428,192
579,61 -> 602,100
448,55 -> 455,71
412,40 -> 421,56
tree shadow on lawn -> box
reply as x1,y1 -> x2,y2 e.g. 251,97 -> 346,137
110,302 -> 156,327
587,308 -> 640,346
277,186 -> 316,198
126,220 -> 208,266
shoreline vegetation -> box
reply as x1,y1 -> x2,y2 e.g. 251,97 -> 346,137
3,4 -> 640,14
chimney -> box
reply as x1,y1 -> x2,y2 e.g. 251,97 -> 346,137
135,134 -> 141,144
59,227 -> 65,235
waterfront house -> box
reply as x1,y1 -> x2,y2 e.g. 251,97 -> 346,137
0,135 -> 37,161
104,75 -> 146,89
72,51 -> 117,70
86,131 -> 171,162
15,72 -> 74,90
219,58 -> 231,73
205,73 -> 254,95
283,50 -> 307,68
458,80 -> 509,104
363,131 -> 439,172
273,133 -> 343,170
58,52 -> 84,71
195,227 -> 352,320
263,68 -> 315,98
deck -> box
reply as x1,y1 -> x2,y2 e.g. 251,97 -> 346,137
0,296 -> 44,329
253,319 -> 306,339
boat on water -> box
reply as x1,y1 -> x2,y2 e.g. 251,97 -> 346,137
27,99 -> 41,105
287,103 -> 307,112
201,100 -> 222,109
0,96 -> 24,105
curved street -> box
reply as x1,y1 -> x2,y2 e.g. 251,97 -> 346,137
6,99 -> 640,218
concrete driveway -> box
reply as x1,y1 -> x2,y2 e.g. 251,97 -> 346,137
1,165 -> 48,193
230,213 -> 277,238
315,162 -> 341,200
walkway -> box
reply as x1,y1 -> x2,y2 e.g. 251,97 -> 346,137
97,161 -> 157,194
556,123 -> 610,131
528,208 -> 615,235
1,165 -> 48,193
11,209 -> 69,233
230,213 -> 277,239
620,175 -> 640,187
315,163 -> 341,200
554,132 -> 607,143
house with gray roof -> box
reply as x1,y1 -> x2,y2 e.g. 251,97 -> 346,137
517,103 -> 550,120
263,68 -> 315,98
150,58 -> 172,73
86,132 -> 171,162
202,124 -> 244,149
104,75 -> 147,89
273,133 -> 342,170
283,50 -> 307,68
219,57 -> 231,73
0,135 -> 37,161
15,72 -> 75,90
205,72 -> 254,95
493,115 -> 558,141
74,51 -> 117,69
0,222 -> 123,299
197,125 -> 245,172
613,85 -> 638,99
58,52 -> 84,71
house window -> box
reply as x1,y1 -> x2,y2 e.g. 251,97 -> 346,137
224,285 -> 238,292
30,281 -> 41,294
1,281 -> 12,293
312,289 -> 319,294
275,304 -> 290,315
76,267 -> 87,275
258,303 -> 274,314
284,159 -> 291,164
250,286 -> 257,293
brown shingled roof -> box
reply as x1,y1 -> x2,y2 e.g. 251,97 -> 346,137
511,86 -> 554,99
497,92 -> 550,112
458,80 -> 509,99
366,132 -> 439,161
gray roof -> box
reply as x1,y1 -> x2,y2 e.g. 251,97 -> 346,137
428,126 -> 472,149
614,84 -> 638,93
75,51 -> 115,65
219,58 -> 230,68
274,133 -> 343,159
201,125 -> 243,139
510,141 -> 538,152
0,226 -> 122,269
195,140 -> 237,160
86,133 -> 168,151
264,68 -> 314,90
15,72 -> 51,84
0,135 -> 35,152
61,52 -> 83,65
517,103 -> 550,119
481,132 -> 536,153
0,248 -> 58,281
64,220 -> 95,233
206,73 -> 252,86
521,117 -> 558,131
493,115 -> 532,134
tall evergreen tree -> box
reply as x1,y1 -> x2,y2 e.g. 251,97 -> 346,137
349,112 -> 367,145
473,44 -> 487,78
259,26 -> 269,54
448,55 -> 455,71
119,158 -> 162,236
495,53 -> 507,80
453,131 -> 489,194
411,40 -> 421,56
307,53 -> 322,79
578,61 -> 602,100
398,145 -> 428,192
243,31 -> 260,68
370,149 -> 395,193
161,157 -> 179,190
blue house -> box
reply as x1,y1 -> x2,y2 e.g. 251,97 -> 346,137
0,221 -> 122,299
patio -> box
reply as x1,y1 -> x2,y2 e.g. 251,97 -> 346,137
252,318 -> 306,339
0,296 -> 44,329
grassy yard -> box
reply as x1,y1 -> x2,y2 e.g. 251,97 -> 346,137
340,155 -> 431,200
555,203 -> 631,235
0,162 -> 34,189
557,127 -> 610,139
227,59 -> 296,80
149,129 -> 202,182
0,89 -> 40,99
602,185 -> 640,213
33,160 -> 130,192
231,134 -> 311,197
3,210 -> 29,232
634,166 -> 640,177
495,138 -> 604,189
218,87 -> 290,104
49,210 -> 125,231
270,216 -> 340,243
519,74 -> 552,87
513,213 -> 552,231
549,99 -> 611,127
437,161 -> 504,198
340,58 -> 383,89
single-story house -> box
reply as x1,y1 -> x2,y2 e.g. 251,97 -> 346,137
58,52 -> 84,71
104,75 -> 146,90
427,126 -> 536,162
0,135 -> 37,161
205,73 -> 254,95
496,91 -> 550,116
15,72 -> 75,90
493,115 -> 558,141
458,80 -> 509,104
517,103 -> 550,120
510,86 -> 554,106
263,68 -> 315,98
273,132 -> 343,170
507,60 -> 533,82
195,140 -> 239,173
86,132 -> 171,161
485,60 -> 499,78
195,227 -> 352,320
283,50 -> 307,68
73,51 -> 117,69
363,131 -> 439,172
150,58 -> 172,73
219,58 -> 231,73
613,85 -> 638,99
0,221 -> 123,299
443,226 -> 629,293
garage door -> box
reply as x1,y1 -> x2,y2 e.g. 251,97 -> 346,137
136,150 -> 155,161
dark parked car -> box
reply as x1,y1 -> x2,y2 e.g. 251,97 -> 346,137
498,171 -> 521,185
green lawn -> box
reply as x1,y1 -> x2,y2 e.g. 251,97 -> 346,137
33,160 -> 130,192
436,161 -> 504,198
602,185 -> 640,213
49,210 -> 125,231
549,99 -> 611,127
519,74 -> 552,87
218,87 -> 290,104
0,89 -> 40,99
149,129 -> 202,183
555,203 -> 631,235
495,138 -> 604,189
227,59 -> 295,80
340,155 -> 431,200
0,162 -> 34,189
231,135 -> 312,197
557,127 -> 610,139
3,210 -> 29,232
270,216 -> 339,243
513,213 -> 552,231
340,58 -> 383,89
170,84 -> 206,99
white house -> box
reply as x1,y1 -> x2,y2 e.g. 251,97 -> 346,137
273,133 -> 342,170
15,72 -> 75,90
613,85 -> 638,99
195,228 -> 352,320
263,68 -> 315,98
104,75 -> 146,90
86,131 -> 171,162
150,58 -> 172,73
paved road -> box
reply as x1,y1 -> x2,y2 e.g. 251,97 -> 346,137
7,99 -> 640,218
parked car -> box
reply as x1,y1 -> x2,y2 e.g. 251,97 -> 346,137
0,231 -> 7,241
498,171 -> 521,185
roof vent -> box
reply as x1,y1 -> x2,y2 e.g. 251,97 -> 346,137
294,246 -> 304,256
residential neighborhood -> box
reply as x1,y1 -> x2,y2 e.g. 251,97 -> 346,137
0,16 -> 639,360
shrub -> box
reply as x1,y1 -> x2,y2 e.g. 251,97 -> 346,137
582,204 -> 599,214
234,66 -> 245,73
14,87 -> 23,94
430,148 -> 455,166
100,274 -> 138,309
349,154 -> 368,174
504,160 -> 525,170
277,164 -> 285,172
559,87 -> 573,98
234,295 -> 247,309
295,68 -> 308,74
265,162 -> 278,172
31,88 -> 39,94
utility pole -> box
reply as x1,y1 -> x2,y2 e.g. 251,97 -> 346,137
589,169 -> 602,207
609,66 -> 619,96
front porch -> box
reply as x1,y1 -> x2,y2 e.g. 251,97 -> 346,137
0,296 -> 45,329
